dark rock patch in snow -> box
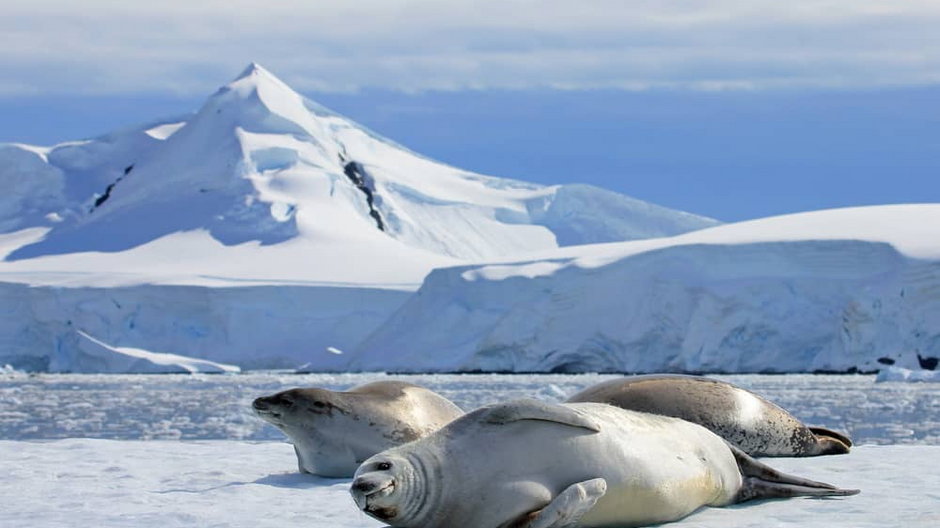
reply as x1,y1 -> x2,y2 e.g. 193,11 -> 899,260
918,354 -> 938,371
343,161 -> 385,232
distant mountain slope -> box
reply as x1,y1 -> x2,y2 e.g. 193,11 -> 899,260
0,63 -> 716,284
0,64 -> 719,373
352,205 -> 940,374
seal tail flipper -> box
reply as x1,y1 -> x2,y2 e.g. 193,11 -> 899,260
809,427 -> 853,447
729,444 -> 859,503
809,427 -> 853,454
736,478 -> 861,502
506,478 -> 607,528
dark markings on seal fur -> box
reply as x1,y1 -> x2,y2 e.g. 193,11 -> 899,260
566,374 -> 852,457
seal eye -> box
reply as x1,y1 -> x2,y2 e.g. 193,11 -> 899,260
377,462 -> 392,471
313,401 -> 326,408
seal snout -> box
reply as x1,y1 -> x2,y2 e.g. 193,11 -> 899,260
350,473 -> 398,518
252,397 -> 271,411
252,393 -> 296,422
352,478 -> 379,493
251,396 -> 281,416
351,476 -> 395,497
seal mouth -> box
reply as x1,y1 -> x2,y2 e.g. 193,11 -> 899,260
365,504 -> 399,521
252,407 -> 282,420
371,480 -> 395,499
363,483 -> 398,521
352,479 -> 396,512
252,397 -> 286,422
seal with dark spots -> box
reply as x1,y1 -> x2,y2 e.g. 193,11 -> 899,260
566,374 -> 852,457
350,399 -> 858,527
252,380 -> 464,477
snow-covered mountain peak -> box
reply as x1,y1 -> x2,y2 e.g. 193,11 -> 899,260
222,61 -> 295,100
1,64 -> 717,268
232,61 -> 269,82
202,62 -> 337,144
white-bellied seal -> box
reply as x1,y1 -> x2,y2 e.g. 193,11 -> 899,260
350,399 -> 858,527
252,380 -> 463,477
566,374 -> 852,457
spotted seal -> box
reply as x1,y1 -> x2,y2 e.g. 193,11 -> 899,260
566,374 -> 852,456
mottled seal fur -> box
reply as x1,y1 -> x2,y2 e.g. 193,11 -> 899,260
566,374 -> 852,457
252,380 -> 464,477
351,399 -> 858,527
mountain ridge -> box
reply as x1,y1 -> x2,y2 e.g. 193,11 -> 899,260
0,63 -> 718,276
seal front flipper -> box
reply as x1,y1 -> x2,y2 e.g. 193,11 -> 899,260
729,444 -> 860,502
505,479 -> 608,528
293,446 -> 311,474
480,399 -> 601,433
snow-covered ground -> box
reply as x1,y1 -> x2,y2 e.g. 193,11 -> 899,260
1,373 -> 936,527
0,441 -> 935,527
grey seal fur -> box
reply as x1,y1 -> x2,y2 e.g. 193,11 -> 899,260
350,399 -> 858,527
566,374 -> 852,457
252,380 -> 463,477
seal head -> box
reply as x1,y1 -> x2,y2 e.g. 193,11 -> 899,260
253,381 -> 463,477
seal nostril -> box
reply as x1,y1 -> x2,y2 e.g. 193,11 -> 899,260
353,480 -> 376,493
252,398 -> 268,410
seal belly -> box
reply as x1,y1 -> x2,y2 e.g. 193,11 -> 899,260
578,473 -> 723,527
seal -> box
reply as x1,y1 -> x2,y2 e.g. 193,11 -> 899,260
252,380 -> 464,477
350,399 -> 858,527
566,374 -> 852,457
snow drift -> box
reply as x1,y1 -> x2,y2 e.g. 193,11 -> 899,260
72,331 -> 240,374
353,205 -> 940,374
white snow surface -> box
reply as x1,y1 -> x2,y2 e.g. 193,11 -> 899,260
355,205 -> 940,373
0,440 -> 935,528
72,330 -> 240,374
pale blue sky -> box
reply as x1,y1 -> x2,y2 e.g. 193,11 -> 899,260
1,1 -> 938,221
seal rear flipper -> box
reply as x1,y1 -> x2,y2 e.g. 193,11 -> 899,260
480,399 -> 602,433
729,444 -> 860,503
809,427 -> 853,453
736,478 -> 861,503
505,478 -> 608,528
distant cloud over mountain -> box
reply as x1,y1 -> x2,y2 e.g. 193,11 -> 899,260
3,1 -> 939,95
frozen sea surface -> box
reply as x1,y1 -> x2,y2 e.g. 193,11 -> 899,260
1,372 -> 939,444
0,440 -> 936,528
1,372 -> 937,527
